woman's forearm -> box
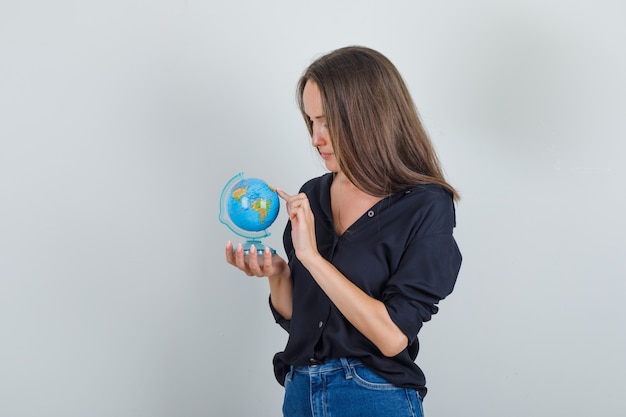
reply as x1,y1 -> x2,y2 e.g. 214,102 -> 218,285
302,254 -> 408,357
268,268 -> 293,320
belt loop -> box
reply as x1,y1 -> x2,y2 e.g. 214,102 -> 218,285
340,357 -> 352,379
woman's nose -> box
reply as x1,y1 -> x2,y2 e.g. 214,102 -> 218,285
311,126 -> 323,146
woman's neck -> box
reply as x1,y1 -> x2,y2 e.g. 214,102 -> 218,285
330,171 -> 382,236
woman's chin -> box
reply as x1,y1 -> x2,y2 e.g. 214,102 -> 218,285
324,163 -> 339,173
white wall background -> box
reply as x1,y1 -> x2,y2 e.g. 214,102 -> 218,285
1,1 -> 625,416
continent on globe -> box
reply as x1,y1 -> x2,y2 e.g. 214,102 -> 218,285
231,187 -> 247,201
250,196 -> 272,225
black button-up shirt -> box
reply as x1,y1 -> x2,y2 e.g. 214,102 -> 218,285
270,173 -> 462,397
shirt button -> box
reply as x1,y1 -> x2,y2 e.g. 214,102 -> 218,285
367,210 -> 374,217
318,321 -> 324,328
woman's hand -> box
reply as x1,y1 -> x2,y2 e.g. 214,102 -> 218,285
225,241 -> 288,279
276,188 -> 320,266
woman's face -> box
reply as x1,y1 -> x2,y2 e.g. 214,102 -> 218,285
302,81 -> 339,173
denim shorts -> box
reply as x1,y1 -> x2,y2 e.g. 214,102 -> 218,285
282,357 -> 424,417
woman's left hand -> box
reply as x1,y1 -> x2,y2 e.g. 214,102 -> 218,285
276,188 -> 319,264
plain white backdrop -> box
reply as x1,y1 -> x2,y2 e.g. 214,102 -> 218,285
1,1 -> 625,416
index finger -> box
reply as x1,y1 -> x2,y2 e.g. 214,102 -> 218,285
275,188 -> 293,201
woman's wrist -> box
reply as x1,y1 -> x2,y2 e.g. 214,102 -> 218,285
299,252 -> 325,274
268,263 -> 290,283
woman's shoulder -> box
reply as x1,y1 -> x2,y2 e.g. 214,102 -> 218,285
299,172 -> 333,193
399,183 -> 457,228
403,183 -> 455,204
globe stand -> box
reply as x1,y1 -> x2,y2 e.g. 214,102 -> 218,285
239,239 -> 277,255
219,172 -> 280,256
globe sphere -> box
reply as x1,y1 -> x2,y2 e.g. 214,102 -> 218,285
225,177 -> 279,233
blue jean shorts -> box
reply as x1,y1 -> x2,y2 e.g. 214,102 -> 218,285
282,357 -> 424,417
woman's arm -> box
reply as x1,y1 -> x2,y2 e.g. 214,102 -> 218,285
302,254 -> 408,357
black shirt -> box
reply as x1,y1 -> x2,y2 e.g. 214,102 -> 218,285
270,173 -> 462,397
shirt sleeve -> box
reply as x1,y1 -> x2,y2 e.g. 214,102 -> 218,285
269,295 -> 291,332
382,229 -> 462,344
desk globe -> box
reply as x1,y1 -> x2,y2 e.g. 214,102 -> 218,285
219,172 -> 280,254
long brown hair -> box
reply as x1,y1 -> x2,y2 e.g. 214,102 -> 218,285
297,46 -> 459,201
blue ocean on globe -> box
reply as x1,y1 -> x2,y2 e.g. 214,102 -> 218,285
226,178 -> 279,233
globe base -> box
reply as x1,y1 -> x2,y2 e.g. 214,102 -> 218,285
232,239 -> 277,255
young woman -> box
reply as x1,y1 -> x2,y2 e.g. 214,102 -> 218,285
225,46 -> 462,417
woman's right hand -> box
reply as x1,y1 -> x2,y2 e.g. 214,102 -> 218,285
225,241 -> 289,279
